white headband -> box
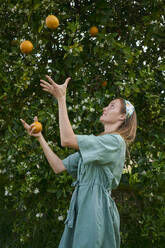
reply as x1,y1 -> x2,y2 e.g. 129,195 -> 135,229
124,100 -> 135,119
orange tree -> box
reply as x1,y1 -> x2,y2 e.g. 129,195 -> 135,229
0,0 -> 165,247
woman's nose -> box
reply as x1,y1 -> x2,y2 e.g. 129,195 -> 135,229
103,107 -> 107,114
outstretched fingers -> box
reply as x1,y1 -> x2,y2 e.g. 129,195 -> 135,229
45,75 -> 58,87
40,79 -> 50,88
20,119 -> 30,130
40,80 -> 53,92
64,77 -> 71,87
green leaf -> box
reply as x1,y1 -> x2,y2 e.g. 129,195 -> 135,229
158,65 -> 165,71
47,188 -> 56,193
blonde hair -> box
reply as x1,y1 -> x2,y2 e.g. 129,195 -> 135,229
98,98 -> 137,146
115,98 -> 137,145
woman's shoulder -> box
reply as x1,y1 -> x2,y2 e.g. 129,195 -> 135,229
77,133 -> 126,147
97,132 -> 126,146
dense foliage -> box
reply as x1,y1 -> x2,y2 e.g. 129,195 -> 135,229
0,0 -> 165,247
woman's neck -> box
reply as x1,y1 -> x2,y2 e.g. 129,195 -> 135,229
104,122 -> 120,133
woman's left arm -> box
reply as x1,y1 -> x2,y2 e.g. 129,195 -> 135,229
40,75 -> 79,150
57,95 -> 78,149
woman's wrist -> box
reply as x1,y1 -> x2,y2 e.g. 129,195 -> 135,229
36,133 -> 43,142
57,95 -> 66,103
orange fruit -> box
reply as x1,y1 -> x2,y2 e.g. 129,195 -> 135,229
31,121 -> 42,133
89,26 -> 99,36
20,40 -> 33,54
102,81 -> 107,87
46,15 -> 59,29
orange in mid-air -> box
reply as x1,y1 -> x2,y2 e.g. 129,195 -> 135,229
31,122 -> 42,133
102,81 -> 107,87
20,40 -> 33,54
89,26 -> 99,36
46,15 -> 59,29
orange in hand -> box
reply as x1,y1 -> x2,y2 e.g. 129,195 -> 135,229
20,40 -> 33,54
31,121 -> 42,133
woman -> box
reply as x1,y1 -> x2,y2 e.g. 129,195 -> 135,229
20,75 -> 137,248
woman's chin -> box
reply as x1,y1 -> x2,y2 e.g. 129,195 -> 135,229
99,116 -> 104,123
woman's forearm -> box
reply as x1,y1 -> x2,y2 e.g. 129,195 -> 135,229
57,96 -> 75,146
36,134 -> 66,174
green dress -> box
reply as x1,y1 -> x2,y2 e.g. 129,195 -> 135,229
58,133 -> 126,248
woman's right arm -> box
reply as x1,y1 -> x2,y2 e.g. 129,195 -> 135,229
40,75 -> 79,150
20,117 -> 66,174
36,134 -> 66,174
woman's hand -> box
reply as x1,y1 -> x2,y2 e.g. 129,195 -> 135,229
20,116 -> 42,138
40,75 -> 71,100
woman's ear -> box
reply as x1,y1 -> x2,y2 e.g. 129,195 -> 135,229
119,113 -> 126,122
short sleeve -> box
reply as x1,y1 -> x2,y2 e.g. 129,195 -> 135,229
76,134 -> 125,166
62,152 -> 80,178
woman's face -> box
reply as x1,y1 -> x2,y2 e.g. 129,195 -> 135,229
99,99 -> 123,124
